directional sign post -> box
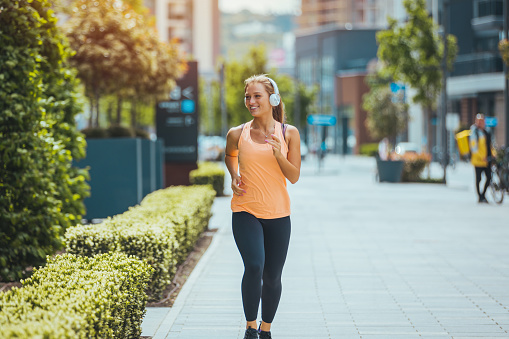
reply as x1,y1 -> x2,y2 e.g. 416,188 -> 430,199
307,114 -> 337,126
156,61 -> 199,187
307,115 -> 337,173
156,61 -> 198,162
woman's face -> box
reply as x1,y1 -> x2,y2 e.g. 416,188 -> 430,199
245,82 -> 271,117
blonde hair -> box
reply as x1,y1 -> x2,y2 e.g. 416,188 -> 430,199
244,74 -> 286,123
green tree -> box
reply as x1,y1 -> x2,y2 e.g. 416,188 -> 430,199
0,0 -> 89,281
224,46 -> 268,127
64,0 -> 184,128
363,77 -> 408,147
294,82 -> 319,134
376,0 -> 457,151
199,77 -> 223,136
499,39 -> 509,67
198,45 -> 318,136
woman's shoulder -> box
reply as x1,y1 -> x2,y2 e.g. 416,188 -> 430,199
227,122 -> 249,142
283,124 -> 299,137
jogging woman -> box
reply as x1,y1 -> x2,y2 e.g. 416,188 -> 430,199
224,74 -> 301,339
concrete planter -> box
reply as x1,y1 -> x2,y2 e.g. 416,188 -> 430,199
76,138 -> 163,220
376,158 -> 404,183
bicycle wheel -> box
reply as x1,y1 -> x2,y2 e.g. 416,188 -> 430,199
489,166 -> 504,204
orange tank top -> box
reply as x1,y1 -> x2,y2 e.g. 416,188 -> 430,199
231,120 -> 291,219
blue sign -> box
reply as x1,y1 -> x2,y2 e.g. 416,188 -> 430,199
390,82 -> 405,93
485,117 -> 498,127
307,115 -> 337,126
181,99 -> 195,113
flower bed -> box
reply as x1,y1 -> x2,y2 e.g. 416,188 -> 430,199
399,153 -> 432,182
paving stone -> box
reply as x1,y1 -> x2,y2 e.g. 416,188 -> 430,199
142,156 -> 509,339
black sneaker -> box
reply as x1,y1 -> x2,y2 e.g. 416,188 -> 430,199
243,327 -> 258,339
257,322 -> 272,339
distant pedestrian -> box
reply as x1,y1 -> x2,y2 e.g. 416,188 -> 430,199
469,113 -> 493,203
224,74 -> 301,339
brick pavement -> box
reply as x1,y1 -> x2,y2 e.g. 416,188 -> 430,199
142,156 -> 509,338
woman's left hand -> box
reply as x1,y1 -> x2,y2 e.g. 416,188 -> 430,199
266,134 -> 283,158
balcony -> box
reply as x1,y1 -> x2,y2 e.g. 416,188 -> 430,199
471,0 -> 503,32
451,52 -> 503,77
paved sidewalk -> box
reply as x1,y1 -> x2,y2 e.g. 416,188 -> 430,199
142,156 -> 509,338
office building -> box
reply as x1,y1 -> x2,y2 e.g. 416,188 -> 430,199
146,0 -> 221,78
446,0 -> 506,147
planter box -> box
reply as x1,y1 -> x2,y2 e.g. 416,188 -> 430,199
76,138 -> 163,220
376,158 -> 404,183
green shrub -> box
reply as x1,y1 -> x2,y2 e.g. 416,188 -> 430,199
107,125 -> 136,138
190,162 -> 225,196
134,127 -> 150,139
359,143 -> 379,157
0,252 -> 153,339
81,126 -> 109,138
65,185 -> 216,300
0,0 -> 89,281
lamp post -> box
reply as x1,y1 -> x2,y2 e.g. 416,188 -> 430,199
220,62 -> 227,138
505,0 -> 509,147
440,0 -> 449,184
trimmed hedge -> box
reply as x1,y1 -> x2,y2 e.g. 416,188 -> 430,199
189,162 -> 225,196
0,252 -> 153,339
359,143 -> 379,157
65,185 -> 216,300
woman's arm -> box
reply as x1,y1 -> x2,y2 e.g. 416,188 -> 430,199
225,126 -> 246,196
267,125 -> 301,184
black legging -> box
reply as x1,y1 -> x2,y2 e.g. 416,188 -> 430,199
232,211 -> 291,324
475,166 -> 491,198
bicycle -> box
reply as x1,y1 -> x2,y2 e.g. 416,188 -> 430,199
489,147 -> 509,204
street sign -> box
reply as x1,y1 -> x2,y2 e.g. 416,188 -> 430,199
390,82 -> 405,93
307,114 -> 337,126
156,61 -> 199,162
485,116 -> 498,127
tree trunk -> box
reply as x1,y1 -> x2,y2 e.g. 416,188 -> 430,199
116,96 -> 123,125
88,96 -> 94,127
94,88 -> 100,127
106,101 -> 113,126
130,100 -> 136,128
425,105 -> 433,178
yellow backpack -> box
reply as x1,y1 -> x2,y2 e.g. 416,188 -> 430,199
455,130 -> 470,157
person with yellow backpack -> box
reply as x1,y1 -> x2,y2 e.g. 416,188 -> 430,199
469,114 -> 494,203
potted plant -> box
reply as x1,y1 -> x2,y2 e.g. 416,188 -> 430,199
362,79 -> 408,182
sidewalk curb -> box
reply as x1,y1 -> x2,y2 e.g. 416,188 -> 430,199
151,226 -> 225,339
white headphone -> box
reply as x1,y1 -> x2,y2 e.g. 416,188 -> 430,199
267,77 -> 281,106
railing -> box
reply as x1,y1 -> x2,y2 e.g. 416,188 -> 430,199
450,53 -> 503,77
474,0 -> 503,18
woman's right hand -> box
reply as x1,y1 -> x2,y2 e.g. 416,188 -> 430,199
232,175 -> 246,196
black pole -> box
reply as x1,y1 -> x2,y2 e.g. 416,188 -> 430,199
441,0 -> 449,183
220,63 -> 227,138
505,0 -> 509,147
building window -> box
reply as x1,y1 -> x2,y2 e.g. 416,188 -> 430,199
474,0 -> 503,18
168,3 -> 186,20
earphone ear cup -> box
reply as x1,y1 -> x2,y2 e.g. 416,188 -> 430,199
269,94 -> 280,106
